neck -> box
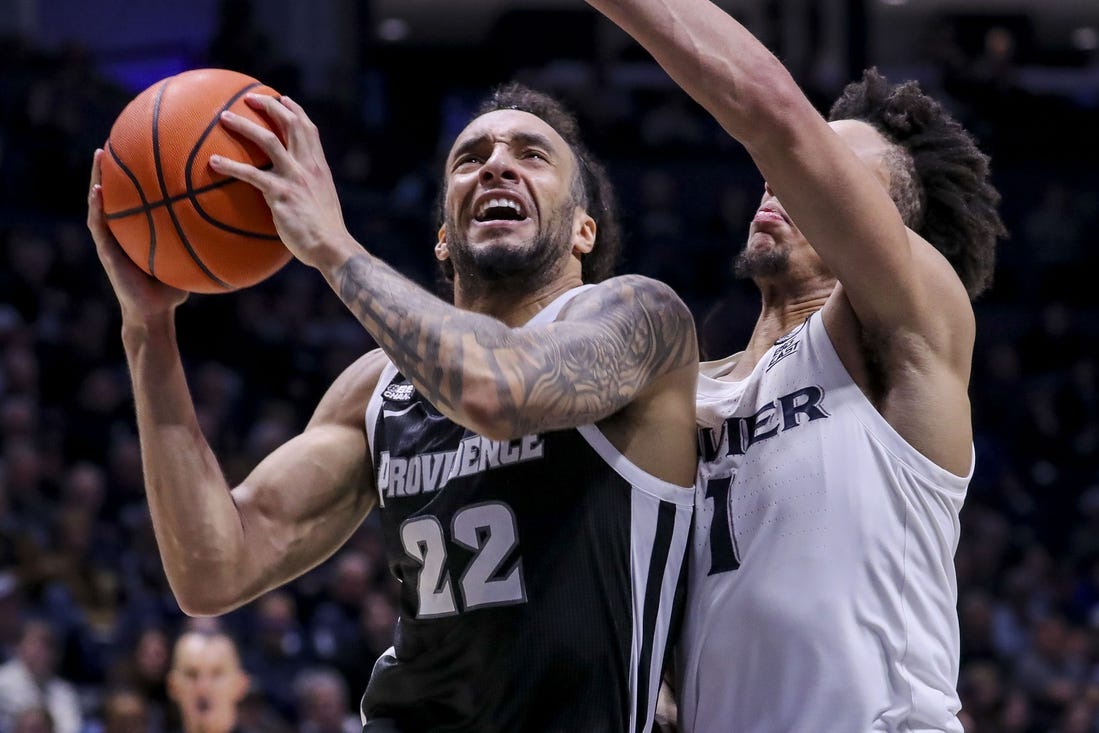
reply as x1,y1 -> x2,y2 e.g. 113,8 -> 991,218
453,272 -> 584,326
736,272 -> 834,374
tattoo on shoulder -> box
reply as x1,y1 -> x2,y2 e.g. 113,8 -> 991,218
337,257 -> 696,436
484,275 -> 697,434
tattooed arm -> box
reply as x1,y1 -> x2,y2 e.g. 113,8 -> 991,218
208,90 -> 698,483
336,254 -> 697,442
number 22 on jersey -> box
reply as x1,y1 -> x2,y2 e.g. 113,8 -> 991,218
400,501 -> 527,618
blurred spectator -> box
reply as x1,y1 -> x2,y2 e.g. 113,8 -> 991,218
997,689 -> 1036,733
308,551 -> 373,666
959,589 -> 1000,665
1013,615 -> 1088,725
970,26 -> 1020,95
100,689 -> 152,733
0,619 -> 82,733
107,627 -> 172,733
0,571 -> 25,660
327,589 -> 397,700
240,591 -> 311,720
166,629 -> 250,733
292,667 -> 359,733
10,707 -> 54,733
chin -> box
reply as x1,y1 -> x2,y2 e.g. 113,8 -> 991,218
734,247 -> 790,279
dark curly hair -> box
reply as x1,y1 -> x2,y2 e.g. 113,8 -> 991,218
828,68 -> 1007,298
435,82 -> 622,287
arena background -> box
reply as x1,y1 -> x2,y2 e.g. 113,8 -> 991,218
0,0 -> 1097,731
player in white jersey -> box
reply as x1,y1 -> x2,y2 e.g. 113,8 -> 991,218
584,0 -> 1007,730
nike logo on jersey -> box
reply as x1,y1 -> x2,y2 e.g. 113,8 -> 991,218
698,385 -> 829,462
377,434 -> 545,501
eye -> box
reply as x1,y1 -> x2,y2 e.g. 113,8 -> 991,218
453,155 -> 481,170
524,150 -> 547,161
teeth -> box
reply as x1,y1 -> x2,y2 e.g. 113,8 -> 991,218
477,198 -> 524,218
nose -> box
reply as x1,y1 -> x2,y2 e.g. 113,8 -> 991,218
763,181 -> 775,197
480,145 -> 519,184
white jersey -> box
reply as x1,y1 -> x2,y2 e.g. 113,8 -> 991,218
678,312 -> 970,733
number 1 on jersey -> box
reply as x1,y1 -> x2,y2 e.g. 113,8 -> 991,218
705,475 -> 741,574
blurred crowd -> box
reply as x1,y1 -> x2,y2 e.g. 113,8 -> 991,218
1,4 -> 1098,733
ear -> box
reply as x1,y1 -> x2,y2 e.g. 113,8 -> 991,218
435,225 -> 449,261
232,671 -> 251,703
166,671 -> 180,703
571,209 -> 596,257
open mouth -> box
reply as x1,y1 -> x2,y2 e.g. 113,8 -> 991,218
474,196 -> 527,223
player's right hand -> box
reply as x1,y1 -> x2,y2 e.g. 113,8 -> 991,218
87,148 -> 188,319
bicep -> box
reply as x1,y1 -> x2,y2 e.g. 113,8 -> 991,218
230,422 -> 375,602
226,351 -> 384,604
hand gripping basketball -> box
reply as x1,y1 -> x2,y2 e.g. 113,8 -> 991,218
209,93 -> 353,273
100,68 -> 294,294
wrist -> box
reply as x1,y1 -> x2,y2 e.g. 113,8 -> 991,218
121,310 -> 176,349
317,233 -> 371,282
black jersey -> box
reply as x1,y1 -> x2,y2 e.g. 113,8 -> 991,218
359,288 -> 693,733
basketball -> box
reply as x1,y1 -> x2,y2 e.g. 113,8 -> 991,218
100,68 -> 292,294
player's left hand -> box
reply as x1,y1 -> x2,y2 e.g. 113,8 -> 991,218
209,94 -> 356,272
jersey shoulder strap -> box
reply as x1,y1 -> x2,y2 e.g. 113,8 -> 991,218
524,285 -> 596,327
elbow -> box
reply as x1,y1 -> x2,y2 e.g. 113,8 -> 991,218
168,570 -> 247,618
456,373 -> 527,442
175,595 -> 228,619
459,393 -> 517,442
173,588 -> 225,618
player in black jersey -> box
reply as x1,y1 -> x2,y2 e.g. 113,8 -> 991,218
87,81 -> 698,732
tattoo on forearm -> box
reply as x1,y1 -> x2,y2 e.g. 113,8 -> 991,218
338,255 -> 466,414
338,257 -> 696,435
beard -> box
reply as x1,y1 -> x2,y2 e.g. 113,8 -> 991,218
445,210 -> 575,289
733,238 -> 790,279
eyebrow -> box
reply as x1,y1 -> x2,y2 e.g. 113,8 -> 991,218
449,131 -> 559,165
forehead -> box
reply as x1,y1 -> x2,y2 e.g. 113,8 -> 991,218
175,636 -> 238,668
829,119 -> 891,164
450,109 -> 571,159
829,119 -> 893,184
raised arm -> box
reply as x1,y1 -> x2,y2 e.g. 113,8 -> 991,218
88,153 -> 378,616
584,0 -> 969,338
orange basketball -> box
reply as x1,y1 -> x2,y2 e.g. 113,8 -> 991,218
100,68 -> 292,294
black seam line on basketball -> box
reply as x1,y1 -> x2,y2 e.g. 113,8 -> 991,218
105,141 -> 158,274
152,75 -> 232,290
104,164 -> 276,227
186,82 -> 281,241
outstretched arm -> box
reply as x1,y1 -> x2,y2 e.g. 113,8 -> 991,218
584,0 -> 970,340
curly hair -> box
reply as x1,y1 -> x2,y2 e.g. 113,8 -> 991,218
435,82 -> 622,287
828,68 -> 1007,298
